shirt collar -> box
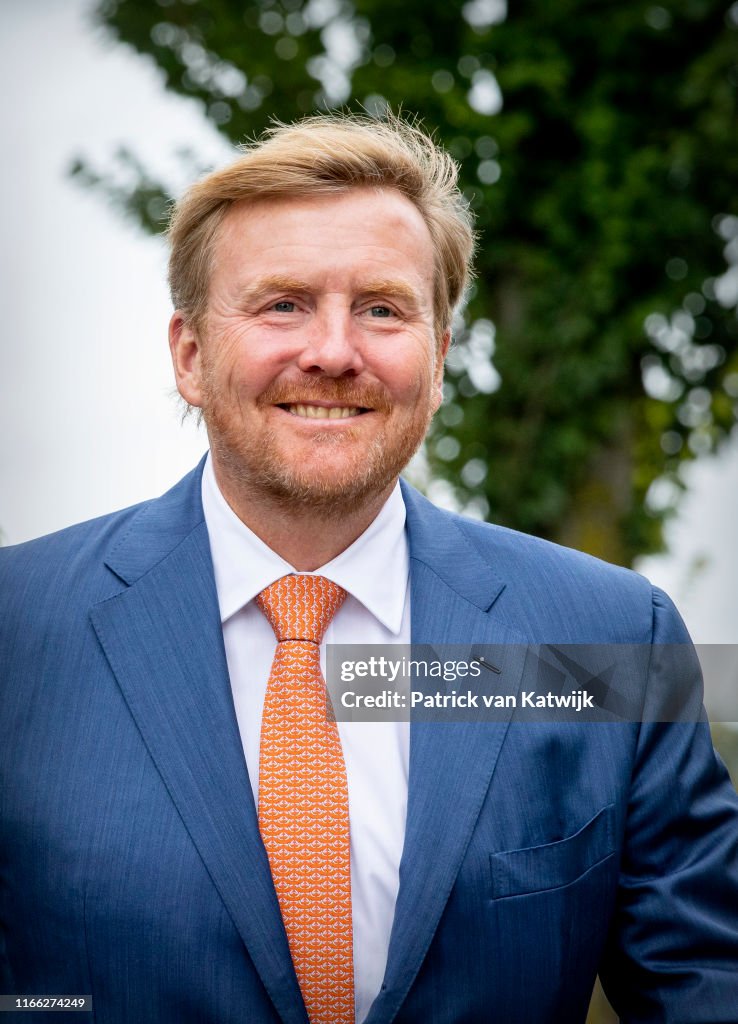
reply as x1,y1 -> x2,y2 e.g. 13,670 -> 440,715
201,454 -> 408,635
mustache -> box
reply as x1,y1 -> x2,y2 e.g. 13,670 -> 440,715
258,378 -> 392,412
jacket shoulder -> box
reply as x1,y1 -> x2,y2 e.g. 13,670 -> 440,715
402,481 -> 672,643
0,461 -> 206,616
459,514 -> 677,643
0,501 -> 151,617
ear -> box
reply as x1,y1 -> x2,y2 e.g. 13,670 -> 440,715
431,328 -> 451,412
169,311 -> 204,408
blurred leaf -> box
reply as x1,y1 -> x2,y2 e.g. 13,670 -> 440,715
81,0 -> 738,566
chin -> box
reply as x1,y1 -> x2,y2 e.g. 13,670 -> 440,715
209,417 -> 429,516
257,462 -> 396,517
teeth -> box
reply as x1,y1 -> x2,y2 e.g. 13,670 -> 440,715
287,404 -> 362,420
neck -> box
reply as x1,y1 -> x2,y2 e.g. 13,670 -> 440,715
211,465 -> 395,570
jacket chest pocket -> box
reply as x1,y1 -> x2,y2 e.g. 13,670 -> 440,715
490,804 -> 616,899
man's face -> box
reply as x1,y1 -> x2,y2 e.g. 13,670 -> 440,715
171,187 -> 448,514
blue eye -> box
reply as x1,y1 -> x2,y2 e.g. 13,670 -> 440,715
273,301 -> 295,313
370,306 -> 393,318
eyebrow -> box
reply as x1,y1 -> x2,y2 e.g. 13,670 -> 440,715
235,275 -> 425,310
235,276 -> 312,306
357,279 -> 424,308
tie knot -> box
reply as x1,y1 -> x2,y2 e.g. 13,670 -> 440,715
256,574 -> 347,644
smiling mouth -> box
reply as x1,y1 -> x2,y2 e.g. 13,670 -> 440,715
279,403 -> 368,420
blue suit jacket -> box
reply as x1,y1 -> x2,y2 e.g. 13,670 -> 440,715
2,461 -> 737,1023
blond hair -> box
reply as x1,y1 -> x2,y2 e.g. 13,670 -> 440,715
168,112 -> 475,339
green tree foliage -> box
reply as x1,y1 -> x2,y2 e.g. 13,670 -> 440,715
79,0 -> 738,565
712,723 -> 738,788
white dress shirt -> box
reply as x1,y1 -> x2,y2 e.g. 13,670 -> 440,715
201,455 -> 410,1024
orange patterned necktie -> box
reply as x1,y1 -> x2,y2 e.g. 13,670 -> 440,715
256,574 -> 354,1024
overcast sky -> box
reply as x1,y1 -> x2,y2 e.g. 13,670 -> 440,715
1,0 -> 736,644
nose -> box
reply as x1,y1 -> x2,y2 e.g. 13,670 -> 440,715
295,304 -> 364,377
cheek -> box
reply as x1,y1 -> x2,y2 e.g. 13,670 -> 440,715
394,375 -> 436,411
371,345 -> 438,401
229,321 -> 305,382
201,335 -> 271,400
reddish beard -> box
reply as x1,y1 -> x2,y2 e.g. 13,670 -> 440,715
200,370 -> 436,518
255,376 -> 393,414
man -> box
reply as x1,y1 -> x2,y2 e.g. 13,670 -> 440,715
1,113 -> 737,1024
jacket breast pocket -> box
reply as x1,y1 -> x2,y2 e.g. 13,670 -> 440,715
489,804 -> 616,899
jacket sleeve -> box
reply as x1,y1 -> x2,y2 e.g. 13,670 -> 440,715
599,586 -> 738,1022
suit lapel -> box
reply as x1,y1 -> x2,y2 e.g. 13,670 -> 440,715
365,483 -> 527,1024
88,467 -> 524,1024
90,464 -> 307,1024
